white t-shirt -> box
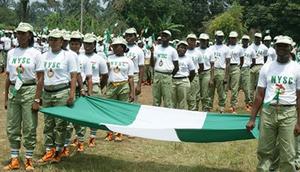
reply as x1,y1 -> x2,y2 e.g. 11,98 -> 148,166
96,44 -> 104,53
266,47 -> 277,63
186,48 -> 202,74
78,53 -> 93,82
1,36 -> 12,51
12,38 -> 18,47
69,50 -> 81,73
42,43 -> 49,53
154,45 -> 179,73
258,60 -> 300,105
250,43 -> 268,64
42,50 -> 77,86
87,53 -> 108,84
242,46 -> 256,67
126,44 -> 145,73
199,48 -> 215,70
228,44 -> 243,64
107,55 -> 134,82
7,47 -> 44,82
173,55 -> 195,77
208,44 -> 230,69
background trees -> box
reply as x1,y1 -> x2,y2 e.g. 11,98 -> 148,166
0,0 -> 299,42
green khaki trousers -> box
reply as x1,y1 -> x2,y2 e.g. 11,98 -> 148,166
106,82 -> 129,101
172,78 -> 190,109
187,74 -> 199,111
239,67 -> 252,105
209,68 -> 226,109
198,70 -> 211,111
143,64 -> 153,83
7,85 -> 37,150
152,72 -> 172,108
43,88 -> 69,148
228,65 -> 240,108
250,65 -> 263,102
257,105 -> 297,172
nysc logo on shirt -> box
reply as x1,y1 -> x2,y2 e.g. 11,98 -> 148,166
109,61 -> 128,67
271,75 -> 294,85
12,57 -> 30,65
44,61 -> 61,69
158,54 -> 167,59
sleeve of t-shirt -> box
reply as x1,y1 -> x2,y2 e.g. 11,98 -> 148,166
128,59 -> 134,76
225,46 -> 231,59
75,55 -> 81,73
257,65 -> 267,88
99,57 -> 108,74
6,49 -> 12,72
239,47 -> 244,57
67,52 -> 77,73
35,51 -> 44,72
263,46 -> 268,56
138,48 -> 145,66
296,65 -> 300,90
198,52 -> 204,64
172,48 -> 179,61
208,49 -> 215,62
85,58 -> 93,76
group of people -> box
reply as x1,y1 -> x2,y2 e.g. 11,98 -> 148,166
1,21 -> 300,171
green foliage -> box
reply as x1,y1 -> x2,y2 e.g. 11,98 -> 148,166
206,3 -> 246,38
0,6 -> 17,29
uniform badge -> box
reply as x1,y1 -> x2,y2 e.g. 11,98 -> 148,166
113,66 -> 120,73
159,60 -> 163,66
47,68 -> 54,78
16,64 -> 24,74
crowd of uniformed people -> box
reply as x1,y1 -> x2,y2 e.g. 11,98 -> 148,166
1,22 -> 300,171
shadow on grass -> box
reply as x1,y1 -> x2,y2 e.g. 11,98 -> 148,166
34,153 -> 242,172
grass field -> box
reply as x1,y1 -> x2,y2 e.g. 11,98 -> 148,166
0,74 -> 258,172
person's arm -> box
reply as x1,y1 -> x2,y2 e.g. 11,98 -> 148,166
4,72 -> 10,109
172,61 -> 179,76
246,87 -> 265,131
240,56 -> 244,69
67,72 -> 77,106
32,71 -> 44,111
264,56 -> 268,63
189,70 -> 195,82
100,73 -> 108,90
150,47 -> 155,68
86,75 -> 93,96
136,65 -> 144,95
198,63 -> 204,74
209,62 -> 215,86
294,90 -> 300,135
128,75 -> 135,102
77,73 -> 84,96
250,58 -> 255,68
224,58 -> 230,84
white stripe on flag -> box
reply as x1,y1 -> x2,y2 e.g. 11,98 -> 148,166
105,105 -> 207,142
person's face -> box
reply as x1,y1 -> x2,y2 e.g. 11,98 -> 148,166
200,39 -> 208,49
264,40 -> 271,47
242,39 -> 249,47
229,37 -> 237,45
215,36 -> 224,45
125,33 -> 136,44
275,43 -> 291,57
49,37 -> 63,52
254,37 -> 261,45
98,40 -> 103,45
16,31 -> 31,48
177,44 -> 187,56
112,44 -> 125,56
84,42 -> 95,54
70,40 -> 81,53
161,33 -> 170,44
187,38 -> 196,48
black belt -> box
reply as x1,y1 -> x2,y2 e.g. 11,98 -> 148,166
172,76 -> 187,79
269,104 -> 295,107
44,83 -> 69,93
10,83 -> 36,86
203,69 -> 210,72
254,64 -> 263,66
155,70 -> 172,75
230,64 -> 238,66
215,68 -> 224,70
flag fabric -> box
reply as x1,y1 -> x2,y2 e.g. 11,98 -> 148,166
40,96 -> 259,143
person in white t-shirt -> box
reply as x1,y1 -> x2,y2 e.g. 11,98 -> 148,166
185,33 -> 201,111
208,30 -> 230,113
3,22 -> 44,171
1,32 -> 12,69
264,35 -> 277,63
227,31 -> 244,113
197,33 -> 215,111
172,41 -> 195,109
125,28 -> 145,101
240,35 -> 255,112
81,33 -> 108,147
246,36 -> 300,172
38,29 -> 77,164
150,30 -> 179,108
96,36 -> 104,53
105,37 -> 135,142
249,32 -> 269,102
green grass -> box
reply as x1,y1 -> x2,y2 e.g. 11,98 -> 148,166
0,76 -> 257,172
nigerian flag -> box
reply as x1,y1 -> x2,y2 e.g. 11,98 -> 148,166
40,97 -> 259,143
